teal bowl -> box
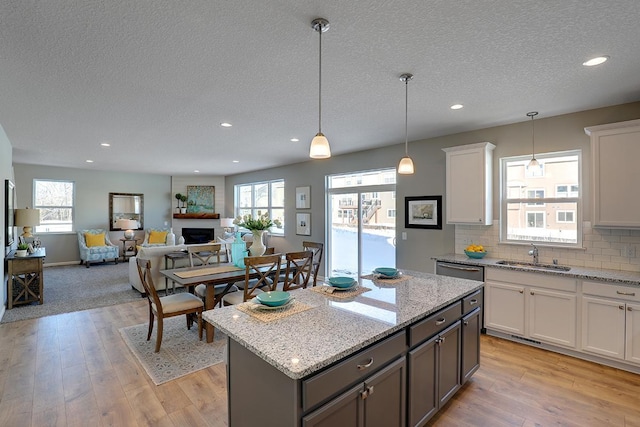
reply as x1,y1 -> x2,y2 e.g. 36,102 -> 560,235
464,250 -> 487,259
256,291 -> 291,307
328,276 -> 356,288
374,267 -> 398,277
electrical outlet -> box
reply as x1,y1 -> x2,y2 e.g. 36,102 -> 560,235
402,232 -> 407,240
624,245 -> 636,257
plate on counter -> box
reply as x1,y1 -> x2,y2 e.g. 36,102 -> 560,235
373,267 -> 401,279
328,276 -> 357,288
322,282 -> 359,292
249,297 -> 294,310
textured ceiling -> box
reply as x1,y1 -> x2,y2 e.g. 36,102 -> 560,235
2,0 -> 640,175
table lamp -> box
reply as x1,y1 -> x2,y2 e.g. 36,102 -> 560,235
15,208 -> 41,237
115,219 -> 138,239
220,218 -> 235,233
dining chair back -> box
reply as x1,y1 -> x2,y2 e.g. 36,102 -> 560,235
281,250 -> 314,291
222,254 -> 282,306
302,241 -> 324,286
136,258 -> 203,352
187,243 -> 222,267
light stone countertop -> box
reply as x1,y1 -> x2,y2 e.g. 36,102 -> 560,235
433,254 -> 640,286
203,271 -> 482,380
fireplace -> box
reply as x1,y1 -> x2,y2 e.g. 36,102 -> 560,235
181,227 -> 215,244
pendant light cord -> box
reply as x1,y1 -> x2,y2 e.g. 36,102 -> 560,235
318,25 -> 322,134
527,111 -> 538,159
404,77 -> 409,156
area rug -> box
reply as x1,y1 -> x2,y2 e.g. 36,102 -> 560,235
1,262 -> 141,323
119,317 -> 227,385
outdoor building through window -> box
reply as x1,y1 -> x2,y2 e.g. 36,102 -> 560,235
500,150 -> 581,246
235,179 -> 284,235
33,179 -> 75,233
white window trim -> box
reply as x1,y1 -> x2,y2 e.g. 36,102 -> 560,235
234,179 -> 285,236
33,179 -> 75,233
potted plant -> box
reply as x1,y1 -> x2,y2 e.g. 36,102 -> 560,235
174,193 -> 183,213
180,194 -> 188,214
16,243 -> 29,257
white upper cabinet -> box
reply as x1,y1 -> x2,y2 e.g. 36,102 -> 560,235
585,119 -> 640,228
443,142 -> 495,225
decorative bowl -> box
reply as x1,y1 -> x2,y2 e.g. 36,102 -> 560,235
374,267 -> 399,277
328,276 -> 357,288
464,250 -> 487,259
256,291 -> 291,307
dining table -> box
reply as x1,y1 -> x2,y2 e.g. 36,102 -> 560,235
159,262 -> 278,342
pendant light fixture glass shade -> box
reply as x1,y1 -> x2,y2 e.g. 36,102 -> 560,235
310,18 -> 331,159
526,111 -> 540,171
398,73 -> 415,174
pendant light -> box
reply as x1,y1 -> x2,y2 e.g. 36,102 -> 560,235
397,73 -> 415,174
309,18 -> 331,159
526,111 -> 540,171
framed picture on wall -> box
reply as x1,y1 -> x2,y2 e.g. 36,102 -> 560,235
405,195 -> 442,229
187,185 -> 215,214
296,186 -> 311,209
296,212 -> 311,236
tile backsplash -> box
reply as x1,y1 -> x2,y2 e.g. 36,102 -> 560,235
455,221 -> 640,273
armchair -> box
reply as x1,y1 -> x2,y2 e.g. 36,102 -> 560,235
78,229 -> 119,268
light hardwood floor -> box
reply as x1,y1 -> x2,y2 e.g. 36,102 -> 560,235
1,300 -> 639,427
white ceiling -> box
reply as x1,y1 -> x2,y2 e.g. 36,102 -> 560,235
2,1 -> 640,176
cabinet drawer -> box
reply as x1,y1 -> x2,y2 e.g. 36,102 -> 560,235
409,301 -> 462,347
302,330 -> 406,412
462,289 -> 483,315
582,281 -> 640,302
9,258 -> 42,274
487,268 -> 577,292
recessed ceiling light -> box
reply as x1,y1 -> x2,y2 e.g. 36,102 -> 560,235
291,138 -> 299,142
100,142 -> 111,147
583,56 -> 609,66
220,122 -> 232,127
232,160 -> 239,163
194,170 -> 200,173
450,104 -> 464,110
86,159 -> 94,163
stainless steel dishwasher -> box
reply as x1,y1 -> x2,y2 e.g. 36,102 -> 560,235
435,260 -> 485,331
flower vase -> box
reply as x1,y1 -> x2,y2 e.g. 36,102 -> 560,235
232,233 -> 247,268
249,230 -> 266,256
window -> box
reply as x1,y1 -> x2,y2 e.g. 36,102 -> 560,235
34,179 -> 75,233
387,209 -> 396,218
235,179 -> 284,235
501,150 -> 581,246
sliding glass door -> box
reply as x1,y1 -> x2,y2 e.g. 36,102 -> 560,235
327,169 -> 396,278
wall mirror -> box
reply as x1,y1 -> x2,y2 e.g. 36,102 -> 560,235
109,192 -> 144,231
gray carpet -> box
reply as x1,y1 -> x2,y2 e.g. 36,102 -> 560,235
2,262 -> 142,323
120,317 -> 227,385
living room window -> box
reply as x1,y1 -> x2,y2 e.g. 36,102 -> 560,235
235,179 -> 284,235
500,150 -> 581,247
33,179 -> 75,233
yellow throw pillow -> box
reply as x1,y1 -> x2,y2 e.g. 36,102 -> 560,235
148,230 -> 168,244
85,232 -> 106,247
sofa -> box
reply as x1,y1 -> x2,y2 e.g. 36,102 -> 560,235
129,244 -> 188,294
139,228 -> 184,247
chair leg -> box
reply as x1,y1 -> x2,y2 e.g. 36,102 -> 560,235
155,317 -> 163,353
147,309 -> 154,341
197,311 -> 203,341
186,314 -> 192,330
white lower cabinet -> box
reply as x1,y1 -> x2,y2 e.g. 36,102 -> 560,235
581,281 -> 640,365
485,269 -> 577,348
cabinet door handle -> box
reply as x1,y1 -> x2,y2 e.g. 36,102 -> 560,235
619,305 -> 625,310
366,385 -> 375,396
530,291 -> 535,295
357,358 -> 374,370
616,291 -> 636,296
628,307 -> 634,311
435,318 -> 446,325
360,390 -> 368,400
463,321 -> 469,326
519,290 -> 524,294
469,299 -> 478,305
439,336 -> 446,344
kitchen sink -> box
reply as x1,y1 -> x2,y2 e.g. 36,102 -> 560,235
496,260 -> 571,271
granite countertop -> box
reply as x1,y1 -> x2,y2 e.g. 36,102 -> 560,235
433,253 -> 640,286
203,271 -> 482,380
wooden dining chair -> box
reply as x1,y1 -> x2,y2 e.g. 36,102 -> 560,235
302,241 -> 324,287
275,250 -> 314,291
222,254 -> 282,306
188,243 -> 237,304
136,258 -> 203,353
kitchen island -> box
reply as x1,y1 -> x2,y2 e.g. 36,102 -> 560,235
203,270 -> 483,427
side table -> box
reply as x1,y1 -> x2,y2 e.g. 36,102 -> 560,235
164,251 -> 189,294
119,238 -> 139,262
7,248 -> 47,309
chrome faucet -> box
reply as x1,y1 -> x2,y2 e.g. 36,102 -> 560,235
528,243 -> 539,264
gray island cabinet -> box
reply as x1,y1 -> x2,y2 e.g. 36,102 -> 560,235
203,271 -> 483,427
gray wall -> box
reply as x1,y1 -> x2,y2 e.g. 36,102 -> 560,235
13,164 -> 172,264
1,125 -> 14,313
225,101 -> 640,274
